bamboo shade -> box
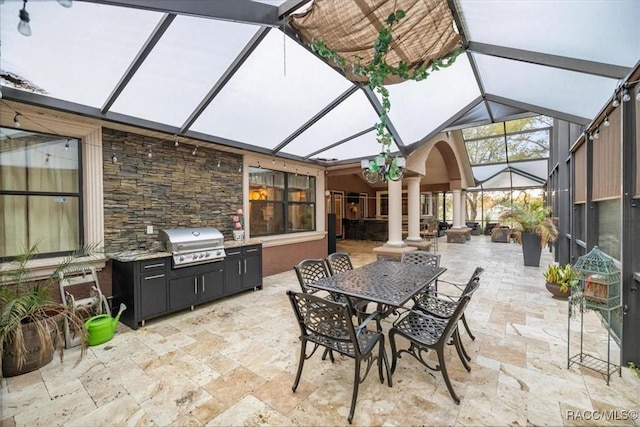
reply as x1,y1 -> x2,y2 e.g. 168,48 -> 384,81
574,141 -> 586,204
290,0 -> 463,85
592,105 -> 621,201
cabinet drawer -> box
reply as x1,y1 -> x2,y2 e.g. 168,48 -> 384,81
242,245 -> 261,256
139,258 -> 167,272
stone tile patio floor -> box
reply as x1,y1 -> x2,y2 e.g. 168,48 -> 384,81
2,236 -> 639,426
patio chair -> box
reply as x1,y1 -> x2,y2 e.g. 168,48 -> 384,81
325,252 -> 371,318
293,258 -> 330,296
413,267 -> 484,345
389,294 -> 472,404
287,290 -> 391,424
326,252 -> 354,275
400,250 -> 441,268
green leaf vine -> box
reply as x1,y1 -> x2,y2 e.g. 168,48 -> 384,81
311,10 -> 460,153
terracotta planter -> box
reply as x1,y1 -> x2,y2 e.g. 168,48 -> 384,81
545,282 -> 570,300
2,312 -> 64,378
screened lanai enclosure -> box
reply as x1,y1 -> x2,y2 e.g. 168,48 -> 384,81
1,0 -> 638,163
1,0 -> 640,364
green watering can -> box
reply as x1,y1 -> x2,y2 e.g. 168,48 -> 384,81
85,303 -> 126,346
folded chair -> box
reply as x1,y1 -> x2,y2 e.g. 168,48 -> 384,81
389,294 -> 473,404
287,290 -> 391,424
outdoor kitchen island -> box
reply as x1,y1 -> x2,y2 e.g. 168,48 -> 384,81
111,239 -> 262,330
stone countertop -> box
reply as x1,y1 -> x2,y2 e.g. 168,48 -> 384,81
108,240 -> 262,262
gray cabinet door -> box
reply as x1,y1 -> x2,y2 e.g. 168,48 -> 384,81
139,271 -> 168,319
199,268 -> 224,302
169,276 -> 198,311
224,249 -> 243,295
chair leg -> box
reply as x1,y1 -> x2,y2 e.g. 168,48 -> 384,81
457,329 -> 472,362
322,348 -> 335,363
389,329 -> 399,374
452,329 -> 471,371
348,359 -> 361,424
293,340 -> 307,392
377,335 -> 392,387
461,313 -> 475,340
437,348 -> 460,404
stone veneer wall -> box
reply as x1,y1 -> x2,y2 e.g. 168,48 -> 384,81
102,128 -> 243,251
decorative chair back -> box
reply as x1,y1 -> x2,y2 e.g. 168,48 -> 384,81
293,259 -> 330,294
287,290 -> 360,356
460,267 -> 484,297
401,251 -> 441,268
326,252 -> 354,276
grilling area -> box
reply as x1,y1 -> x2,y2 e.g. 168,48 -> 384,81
3,237 -> 638,426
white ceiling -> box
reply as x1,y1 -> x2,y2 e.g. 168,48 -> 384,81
1,0 -> 638,169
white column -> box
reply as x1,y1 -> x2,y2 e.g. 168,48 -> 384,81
405,177 -> 422,242
452,188 -> 463,229
385,178 -> 405,247
426,191 -> 433,216
83,128 -> 104,247
461,189 -> 468,226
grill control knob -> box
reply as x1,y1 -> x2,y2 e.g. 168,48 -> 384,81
205,252 -> 211,257
179,256 -> 185,261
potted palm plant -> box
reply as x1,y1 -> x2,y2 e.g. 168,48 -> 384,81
543,263 -> 578,299
0,243 -> 100,377
500,203 -> 558,267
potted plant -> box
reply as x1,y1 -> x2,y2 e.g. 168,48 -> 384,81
543,263 -> 578,299
0,243 -> 100,377
500,203 -> 558,267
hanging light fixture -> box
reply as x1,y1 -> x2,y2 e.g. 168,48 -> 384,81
13,113 -> 21,127
594,129 -> 600,139
603,116 -> 610,127
360,151 -> 406,183
57,0 -> 73,7
111,153 -> 117,164
64,139 -> 70,150
18,0 -> 31,36
191,146 -> 198,156
612,93 -> 620,108
622,88 -> 631,102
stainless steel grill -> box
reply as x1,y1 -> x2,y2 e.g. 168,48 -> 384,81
159,227 -> 226,268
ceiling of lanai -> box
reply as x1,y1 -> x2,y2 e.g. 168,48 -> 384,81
0,0 -> 638,171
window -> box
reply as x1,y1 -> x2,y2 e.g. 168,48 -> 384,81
0,128 -> 82,259
248,167 -> 315,236
597,199 -> 621,260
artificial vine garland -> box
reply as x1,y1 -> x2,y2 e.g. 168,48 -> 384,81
311,10 -> 460,152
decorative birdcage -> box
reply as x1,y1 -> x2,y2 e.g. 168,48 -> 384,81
572,246 -> 620,308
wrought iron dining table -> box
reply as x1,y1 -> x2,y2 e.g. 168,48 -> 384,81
308,260 -> 447,315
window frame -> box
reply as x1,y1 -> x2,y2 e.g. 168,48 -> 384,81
0,127 -> 84,260
248,167 -> 316,237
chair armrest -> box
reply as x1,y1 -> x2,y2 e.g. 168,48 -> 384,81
355,311 -> 381,335
436,279 -> 464,291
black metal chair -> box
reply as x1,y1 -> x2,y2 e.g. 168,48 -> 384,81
389,294 -> 473,404
287,290 -> 391,424
413,267 -> 484,343
400,251 -> 441,268
326,252 -> 354,275
293,259 -> 330,296
325,252 -> 370,321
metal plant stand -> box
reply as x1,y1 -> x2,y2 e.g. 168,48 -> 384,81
567,246 -> 622,385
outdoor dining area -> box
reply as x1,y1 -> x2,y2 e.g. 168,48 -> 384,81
3,236 -> 638,426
